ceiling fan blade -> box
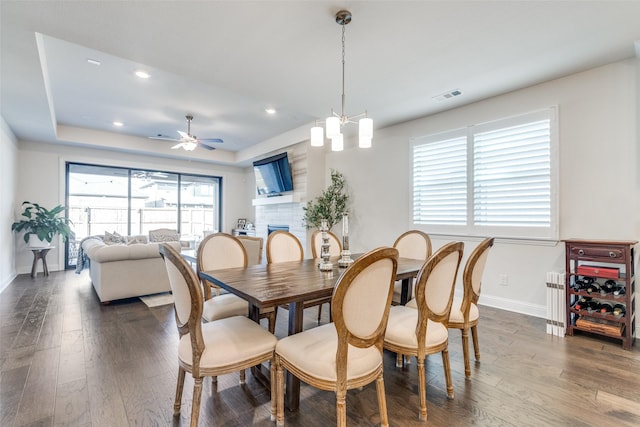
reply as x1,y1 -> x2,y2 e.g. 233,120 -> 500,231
149,136 -> 180,141
198,142 -> 216,151
177,130 -> 191,139
198,138 -> 224,143
171,142 -> 183,149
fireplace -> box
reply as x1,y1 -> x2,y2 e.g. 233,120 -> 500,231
267,224 -> 289,235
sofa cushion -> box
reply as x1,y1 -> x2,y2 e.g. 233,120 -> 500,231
104,231 -> 127,245
149,228 -> 180,242
83,239 -> 181,263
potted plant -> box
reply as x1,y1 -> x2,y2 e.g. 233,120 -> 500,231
11,201 -> 73,247
302,170 -> 349,230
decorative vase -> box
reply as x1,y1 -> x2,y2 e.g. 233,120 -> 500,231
318,219 -> 334,271
28,234 -> 50,248
338,212 -> 354,267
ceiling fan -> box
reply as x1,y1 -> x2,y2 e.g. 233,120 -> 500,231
149,115 -> 223,151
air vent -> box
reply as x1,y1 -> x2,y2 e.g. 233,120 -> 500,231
433,89 -> 462,102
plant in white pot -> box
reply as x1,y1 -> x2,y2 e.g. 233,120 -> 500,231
11,201 -> 73,247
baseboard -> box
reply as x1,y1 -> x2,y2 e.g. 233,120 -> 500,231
0,273 -> 18,294
479,293 -> 546,319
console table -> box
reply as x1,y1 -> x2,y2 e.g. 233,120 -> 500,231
31,247 -> 53,278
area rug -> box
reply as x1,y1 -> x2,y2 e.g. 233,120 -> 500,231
139,292 -> 174,307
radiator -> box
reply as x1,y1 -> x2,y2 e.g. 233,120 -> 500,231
546,272 -> 566,337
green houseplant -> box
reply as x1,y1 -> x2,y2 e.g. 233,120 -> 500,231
11,201 -> 73,245
302,170 -> 349,230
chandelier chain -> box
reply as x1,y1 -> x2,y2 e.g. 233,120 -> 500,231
341,23 -> 346,120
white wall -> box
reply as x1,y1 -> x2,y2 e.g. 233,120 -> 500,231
1,116 -> 19,293
13,140 -> 249,275
326,59 -> 639,319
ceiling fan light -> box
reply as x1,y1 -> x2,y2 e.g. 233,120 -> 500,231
310,126 -> 324,147
331,134 -> 344,152
183,141 -> 197,151
326,116 -> 341,138
359,117 -> 373,139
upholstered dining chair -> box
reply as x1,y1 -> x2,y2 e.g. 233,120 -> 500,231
159,243 -> 278,427
274,247 -> 399,427
446,237 -> 494,378
384,241 -> 464,421
392,230 -> 432,303
236,235 -> 264,265
197,233 -> 277,333
310,229 -> 342,259
267,230 -> 327,325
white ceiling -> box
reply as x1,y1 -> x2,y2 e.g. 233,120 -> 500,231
2,1 -> 639,166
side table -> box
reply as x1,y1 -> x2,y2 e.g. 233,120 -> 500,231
31,247 -> 54,278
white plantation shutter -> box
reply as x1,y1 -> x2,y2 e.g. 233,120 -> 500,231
411,108 -> 557,239
473,120 -> 551,227
413,134 -> 467,225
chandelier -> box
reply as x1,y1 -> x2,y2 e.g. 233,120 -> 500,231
310,10 -> 372,151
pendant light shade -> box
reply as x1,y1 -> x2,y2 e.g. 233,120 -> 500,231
326,116 -> 341,139
331,134 -> 344,151
359,117 -> 373,138
310,126 -> 324,147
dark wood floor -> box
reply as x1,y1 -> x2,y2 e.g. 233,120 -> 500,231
1,271 -> 639,427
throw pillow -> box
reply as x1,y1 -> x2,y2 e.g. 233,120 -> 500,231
127,235 -> 148,245
149,229 -> 180,242
104,231 -> 127,245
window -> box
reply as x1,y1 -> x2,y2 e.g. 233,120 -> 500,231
65,163 -> 221,268
411,108 -> 557,240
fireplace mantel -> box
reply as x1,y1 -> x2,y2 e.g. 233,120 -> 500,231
252,194 -> 301,206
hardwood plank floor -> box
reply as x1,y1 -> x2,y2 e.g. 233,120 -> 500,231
1,270 -> 639,426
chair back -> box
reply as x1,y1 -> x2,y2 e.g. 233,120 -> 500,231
393,230 -> 432,260
310,230 -> 342,258
332,247 -> 399,355
413,241 -> 464,331
266,230 -> 304,263
197,232 -> 248,272
159,243 -> 204,344
461,237 -> 494,315
236,235 -> 264,265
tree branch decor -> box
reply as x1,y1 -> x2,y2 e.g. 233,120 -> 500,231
303,170 -> 348,230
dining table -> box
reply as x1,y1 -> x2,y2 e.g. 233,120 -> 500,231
199,254 -> 425,411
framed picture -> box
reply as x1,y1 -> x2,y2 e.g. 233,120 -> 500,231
236,218 -> 247,229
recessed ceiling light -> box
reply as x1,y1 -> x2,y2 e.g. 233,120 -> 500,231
135,70 -> 150,79
87,58 -> 101,66
265,108 -> 276,115
113,121 -> 123,127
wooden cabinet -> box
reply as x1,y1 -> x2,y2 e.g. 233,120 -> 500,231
564,239 -> 636,349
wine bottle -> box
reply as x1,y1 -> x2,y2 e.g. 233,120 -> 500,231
612,304 -> 626,317
599,303 -> 613,314
600,280 -> 616,295
586,281 -> 600,294
573,296 -> 591,310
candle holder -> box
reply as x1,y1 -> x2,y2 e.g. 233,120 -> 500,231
338,212 -> 354,268
318,219 -> 334,271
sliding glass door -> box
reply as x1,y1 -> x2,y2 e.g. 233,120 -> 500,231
65,163 -> 221,268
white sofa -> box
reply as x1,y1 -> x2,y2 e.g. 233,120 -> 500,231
81,238 -> 182,303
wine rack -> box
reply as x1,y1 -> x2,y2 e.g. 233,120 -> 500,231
564,239 -> 636,350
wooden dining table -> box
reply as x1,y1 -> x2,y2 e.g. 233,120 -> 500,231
199,254 -> 425,411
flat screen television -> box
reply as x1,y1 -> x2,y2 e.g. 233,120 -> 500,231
253,152 -> 294,196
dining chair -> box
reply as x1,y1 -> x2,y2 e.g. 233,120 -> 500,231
274,246 -> 399,427
159,243 -> 278,427
310,229 -> 342,259
392,230 -> 432,303
198,233 -> 277,333
236,235 -> 264,265
383,241 -> 464,421
267,230 -> 327,325
445,237 -> 494,378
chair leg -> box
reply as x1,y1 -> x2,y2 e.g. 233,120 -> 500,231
441,348 -> 454,399
270,358 -> 277,422
174,366 -> 186,416
417,357 -> 427,421
375,373 -> 390,427
239,369 -> 246,384
461,328 -> 471,378
317,304 -> 322,325
396,353 -> 403,368
336,387 -> 347,427
276,356 -> 285,427
190,377 -> 203,427
471,325 -> 480,361
268,310 -> 277,334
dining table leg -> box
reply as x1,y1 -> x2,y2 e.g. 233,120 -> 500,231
400,277 -> 413,305
285,301 -> 305,411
